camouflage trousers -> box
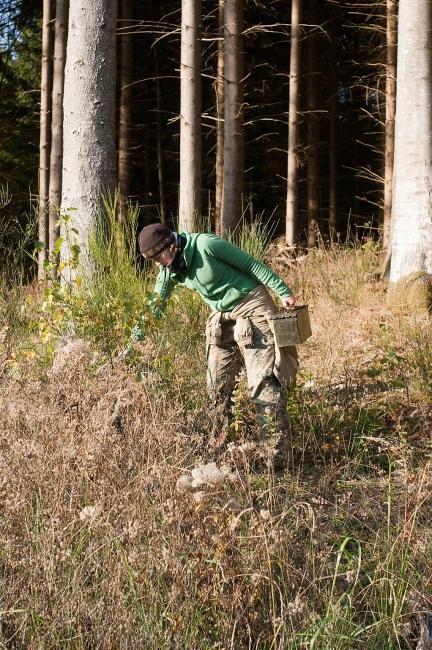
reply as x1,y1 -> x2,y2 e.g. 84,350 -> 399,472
206,306 -> 294,458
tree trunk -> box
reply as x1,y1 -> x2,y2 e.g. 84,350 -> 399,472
286,0 -> 301,247
328,10 -> 338,239
38,0 -> 52,280
388,0 -> 432,298
118,0 -> 134,220
48,0 -> 68,264
215,0 -> 224,235
178,0 -> 202,231
221,0 -> 244,234
154,45 -> 166,223
383,0 -> 397,250
142,122 -> 151,223
306,0 -> 320,248
61,0 -> 117,278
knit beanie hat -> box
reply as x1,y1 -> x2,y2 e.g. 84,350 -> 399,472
138,223 -> 174,259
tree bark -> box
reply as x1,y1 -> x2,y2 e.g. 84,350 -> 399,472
154,45 -> 166,223
48,0 -> 68,262
61,0 -> 117,278
328,10 -> 338,239
383,0 -> 397,250
221,0 -> 244,234
38,0 -> 52,279
118,0 -> 134,220
389,0 -> 432,288
215,0 -> 224,235
306,0 -> 320,248
178,0 -> 202,231
286,0 -> 301,246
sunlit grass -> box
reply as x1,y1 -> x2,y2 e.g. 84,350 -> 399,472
0,205 -> 431,647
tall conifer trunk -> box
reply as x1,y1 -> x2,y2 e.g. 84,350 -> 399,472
328,10 -> 338,239
306,0 -> 320,248
61,0 -> 117,278
154,46 -> 166,223
383,0 -> 397,250
38,0 -> 52,279
178,0 -> 202,231
388,0 -> 432,294
221,0 -> 244,233
215,0 -> 224,235
286,0 -> 301,246
48,0 -> 68,262
118,0 -> 134,220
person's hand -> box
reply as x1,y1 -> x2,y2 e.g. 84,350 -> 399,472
281,295 -> 297,310
131,323 -> 145,342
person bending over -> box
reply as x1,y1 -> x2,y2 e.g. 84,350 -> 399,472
138,222 -> 298,469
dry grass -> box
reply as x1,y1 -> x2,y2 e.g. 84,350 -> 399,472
0,242 -> 431,648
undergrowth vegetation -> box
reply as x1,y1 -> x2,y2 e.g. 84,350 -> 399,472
0,206 -> 431,648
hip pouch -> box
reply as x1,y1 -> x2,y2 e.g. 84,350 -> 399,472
205,313 -> 224,346
233,317 -> 253,348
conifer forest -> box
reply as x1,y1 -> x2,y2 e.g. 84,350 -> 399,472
0,0 -> 432,648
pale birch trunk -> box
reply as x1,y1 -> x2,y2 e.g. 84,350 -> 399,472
118,0 -> 133,220
306,0 -> 320,248
178,0 -> 202,231
215,0 -> 224,235
286,0 -> 301,246
388,0 -> 432,300
48,0 -> 68,261
61,0 -> 117,278
221,0 -> 244,233
38,0 -> 52,279
383,0 -> 397,250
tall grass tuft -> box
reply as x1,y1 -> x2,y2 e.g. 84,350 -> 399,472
85,193 -> 150,320
227,218 -> 276,261
189,213 -> 275,262
0,185 -> 37,284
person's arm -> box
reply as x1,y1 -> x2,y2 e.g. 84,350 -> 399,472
134,267 -> 179,337
130,266 -> 179,344
205,236 -> 295,301
150,266 -> 180,317
153,266 -> 179,301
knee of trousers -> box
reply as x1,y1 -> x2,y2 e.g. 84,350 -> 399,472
252,376 -> 284,408
207,375 -> 234,404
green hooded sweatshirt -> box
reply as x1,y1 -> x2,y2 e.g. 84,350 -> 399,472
152,232 -> 293,313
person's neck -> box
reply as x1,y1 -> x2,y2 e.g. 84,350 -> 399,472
169,233 -> 186,273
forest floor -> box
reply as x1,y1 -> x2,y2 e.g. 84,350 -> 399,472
0,240 -> 431,649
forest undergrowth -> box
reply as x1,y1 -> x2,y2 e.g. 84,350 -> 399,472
0,223 -> 431,649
